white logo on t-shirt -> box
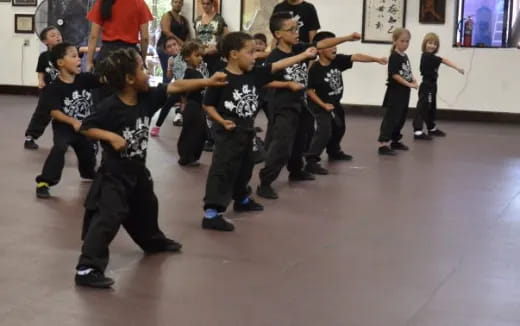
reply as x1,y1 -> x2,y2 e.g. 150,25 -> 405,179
325,68 -> 343,96
46,62 -> 59,81
224,84 -> 258,118
400,61 -> 414,82
121,116 -> 150,159
63,89 -> 93,120
284,62 -> 308,87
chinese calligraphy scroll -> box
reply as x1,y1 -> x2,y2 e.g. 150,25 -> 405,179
362,0 -> 407,43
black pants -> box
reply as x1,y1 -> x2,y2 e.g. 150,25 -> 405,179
78,165 -> 171,272
306,103 -> 335,163
36,127 -> 96,186
378,86 -> 411,143
259,104 -> 314,186
413,82 -> 437,132
204,126 -> 255,212
177,100 -> 206,163
327,103 -> 347,156
155,96 -> 180,127
25,91 -> 51,139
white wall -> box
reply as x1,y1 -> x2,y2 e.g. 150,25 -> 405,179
0,1 -> 42,87
1,0 -> 519,113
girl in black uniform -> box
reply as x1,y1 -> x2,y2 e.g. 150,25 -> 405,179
413,33 -> 465,140
74,48 -> 227,288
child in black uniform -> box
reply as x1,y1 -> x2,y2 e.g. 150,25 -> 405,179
201,31 -> 317,232
24,26 -> 62,150
257,11 -> 361,199
378,28 -> 418,156
75,48 -> 227,288
177,41 -> 208,166
413,32 -> 464,139
35,43 -> 102,198
305,31 -> 387,174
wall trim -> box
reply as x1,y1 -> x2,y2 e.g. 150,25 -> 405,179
0,85 -> 38,96
344,104 -> 520,124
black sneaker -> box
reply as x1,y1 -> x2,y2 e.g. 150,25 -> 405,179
145,238 -> 183,253
378,146 -> 397,156
178,158 -> 200,167
328,151 -> 353,161
202,215 -> 235,232
36,183 -> 50,199
305,162 -> 329,175
288,170 -> 315,181
233,198 -> 264,212
429,129 -> 446,137
256,184 -> 279,199
414,133 -> 433,140
75,269 -> 114,288
24,138 -> 39,150
390,142 -> 409,151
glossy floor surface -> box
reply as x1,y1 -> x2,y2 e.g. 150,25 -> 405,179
2,94 -> 520,326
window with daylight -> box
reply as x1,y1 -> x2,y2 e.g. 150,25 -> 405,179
455,0 -> 520,48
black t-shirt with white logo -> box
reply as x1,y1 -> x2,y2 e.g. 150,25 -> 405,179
308,54 -> 353,104
203,64 -> 273,127
272,1 -> 321,43
387,51 -> 414,89
40,73 -> 102,132
266,43 -> 314,109
184,68 -> 205,104
420,53 -> 443,83
81,84 -> 173,165
36,51 -> 59,85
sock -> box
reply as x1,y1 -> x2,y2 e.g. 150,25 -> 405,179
37,182 -> 49,188
241,197 -> 250,205
414,130 -> 424,136
204,208 -> 218,219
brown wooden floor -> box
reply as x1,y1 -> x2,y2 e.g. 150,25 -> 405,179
2,94 -> 520,325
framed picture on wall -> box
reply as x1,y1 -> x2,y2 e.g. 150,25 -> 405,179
14,14 -> 34,33
12,0 -> 37,6
362,0 -> 407,44
419,0 -> 446,24
240,0 -> 279,46
0,0 -> 11,3
192,0 -> 222,21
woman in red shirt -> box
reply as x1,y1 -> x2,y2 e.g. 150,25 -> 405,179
86,0 -> 154,72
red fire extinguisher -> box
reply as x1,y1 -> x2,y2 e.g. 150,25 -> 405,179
463,16 -> 473,47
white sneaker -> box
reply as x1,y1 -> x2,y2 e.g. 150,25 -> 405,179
173,113 -> 183,126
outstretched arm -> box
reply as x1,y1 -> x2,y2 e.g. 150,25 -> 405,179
167,72 -> 227,94
271,47 -> 317,72
265,81 -> 304,92
316,32 -> 361,50
442,58 -> 465,74
351,53 -> 388,65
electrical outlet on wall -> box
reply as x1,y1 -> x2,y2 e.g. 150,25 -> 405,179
23,39 -> 30,46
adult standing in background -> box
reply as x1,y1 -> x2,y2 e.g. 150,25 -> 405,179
157,0 -> 191,83
85,0 -> 153,72
193,0 -> 229,74
272,0 -> 321,43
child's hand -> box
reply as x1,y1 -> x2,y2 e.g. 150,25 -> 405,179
222,120 -> 236,131
323,103 -> 335,112
457,68 -> 465,75
72,121 -> 82,132
410,81 -> 419,89
287,81 -> 304,92
377,57 -> 388,65
110,134 -> 127,152
350,32 -> 362,41
38,81 -> 46,89
208,72 -> 228,87
304,47 -> 318,59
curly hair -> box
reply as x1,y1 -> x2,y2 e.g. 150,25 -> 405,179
97,48 -> 140,90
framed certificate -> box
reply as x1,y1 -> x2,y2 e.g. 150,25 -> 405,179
15,14 -> 34,33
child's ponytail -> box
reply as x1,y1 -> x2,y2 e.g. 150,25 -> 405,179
101,0 -> 116,21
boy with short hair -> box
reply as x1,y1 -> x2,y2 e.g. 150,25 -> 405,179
35,42 -> 102,198
305,31 -> 387,174
24,26 -> 62,150
257,11 -> 361,200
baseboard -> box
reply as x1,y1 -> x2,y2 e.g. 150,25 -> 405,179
344,104 -> 520,124
0,85 -> 38,96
